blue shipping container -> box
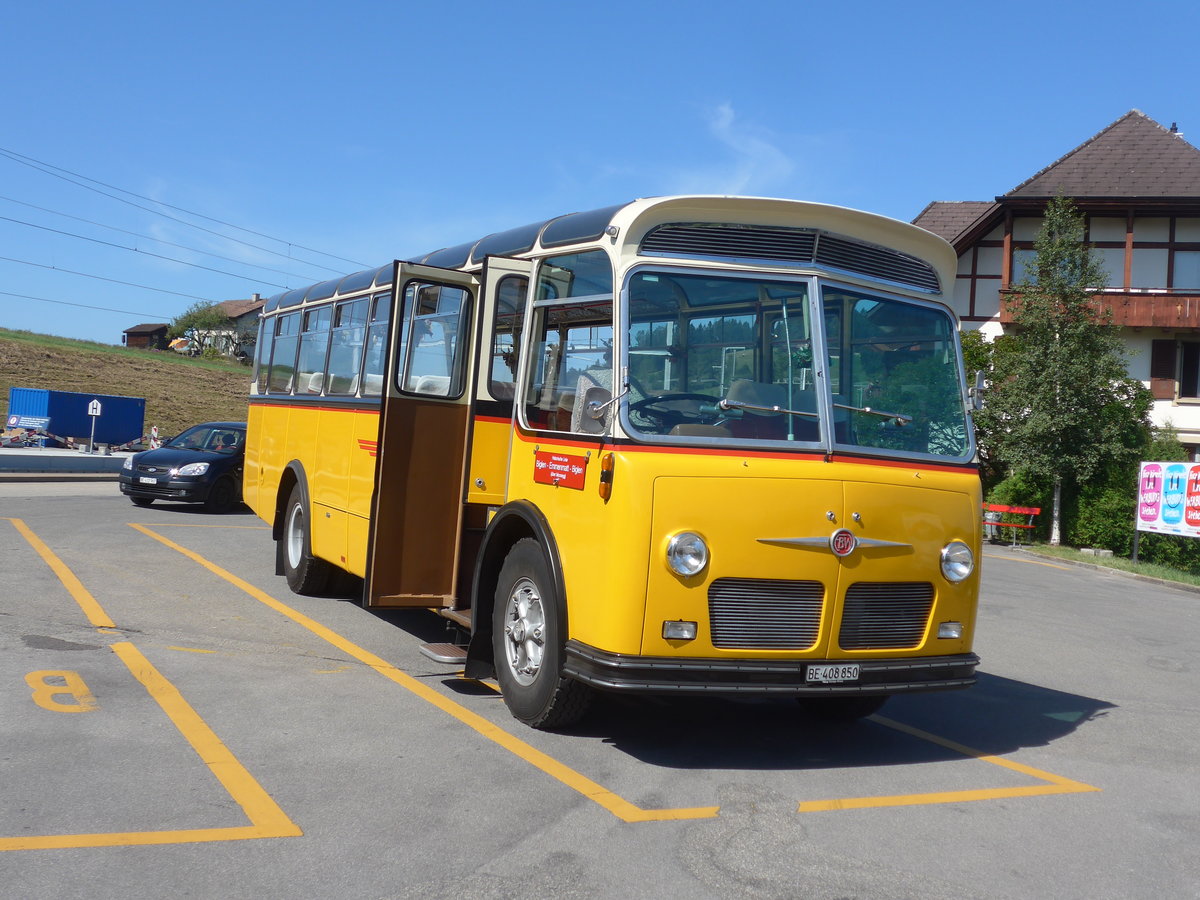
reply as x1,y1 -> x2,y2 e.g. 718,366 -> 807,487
6,388 -> 146,445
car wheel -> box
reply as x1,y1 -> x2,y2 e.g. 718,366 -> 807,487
282,484 -> 331,594
130,497 -> 154,508
492,538 -> 590,729
204,476 -> 236,513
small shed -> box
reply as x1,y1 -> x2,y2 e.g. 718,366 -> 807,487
123,323 -> 170,350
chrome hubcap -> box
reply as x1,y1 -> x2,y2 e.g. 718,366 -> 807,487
286,503 -> 304,569
502,577 -> 545,686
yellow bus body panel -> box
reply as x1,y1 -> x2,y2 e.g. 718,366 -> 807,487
506,432 -> 980,660
245,401 -> 379,579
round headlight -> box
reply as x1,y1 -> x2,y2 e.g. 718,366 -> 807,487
666,531 -> 709,577
940,540 -> 975,583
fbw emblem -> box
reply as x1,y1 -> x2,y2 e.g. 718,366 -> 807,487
829,528 -> 857,557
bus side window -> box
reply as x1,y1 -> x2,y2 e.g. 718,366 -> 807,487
523,302 -> 613,433
268,312 -> 300,394
297,306 -> 333,394
253,317 -> 274,390
488,275 -> 528,403
522,251 -> 614,433
361,293 -> 391,397
397,282 -> 472,397
327,297 -> 369,395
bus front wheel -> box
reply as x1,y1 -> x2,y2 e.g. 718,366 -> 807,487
282,484 -> 331,595
492,539 -> 590,730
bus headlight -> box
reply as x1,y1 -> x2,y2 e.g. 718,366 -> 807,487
666,531 -> 709,577
940,540 -> 974,583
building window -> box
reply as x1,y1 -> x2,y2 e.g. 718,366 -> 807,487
1175,251 -> 1200,290
1152,339 -> 1200,400
1181,343 -> 1200,399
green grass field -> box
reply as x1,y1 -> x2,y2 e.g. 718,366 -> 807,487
1,328 -> 251,440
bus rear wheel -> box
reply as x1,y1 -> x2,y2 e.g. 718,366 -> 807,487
282,484 -> 332,595
492,539 -> 590,730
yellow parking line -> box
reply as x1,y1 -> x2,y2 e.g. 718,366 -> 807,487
141,523 -> 271,529
1,519 -> 301,851
5,517 -> 114,628
133,523 -> 1099,821
131,523 -> 716,823
797,716 -> 1099,812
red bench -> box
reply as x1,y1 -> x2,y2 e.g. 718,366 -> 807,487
982,503 -> 1041,546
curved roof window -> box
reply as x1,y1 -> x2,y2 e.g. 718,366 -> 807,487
421,242 -> 477,269
541,203 -> 629,247
276,287 -> 307,310
470,221 -> 545,264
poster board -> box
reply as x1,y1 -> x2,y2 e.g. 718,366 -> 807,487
1136,461 -> 1200,536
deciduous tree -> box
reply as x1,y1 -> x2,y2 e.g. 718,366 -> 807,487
169,302 -> 232,356
975,196 -> 1151,544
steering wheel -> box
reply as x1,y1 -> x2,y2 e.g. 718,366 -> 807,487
628,392 -> 722,430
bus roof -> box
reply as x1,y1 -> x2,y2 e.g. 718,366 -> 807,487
263,196 -> 955,313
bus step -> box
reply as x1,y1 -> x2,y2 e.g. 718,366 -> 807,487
419,643 -> 468,664
438,608 -> 472,628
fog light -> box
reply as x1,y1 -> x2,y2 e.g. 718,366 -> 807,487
666,531 -> 709,576
938,621 -> 964,639
663,620 -> 697,641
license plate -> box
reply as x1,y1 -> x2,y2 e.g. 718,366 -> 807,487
806,663 -> 860,684
138,476 -> 158,484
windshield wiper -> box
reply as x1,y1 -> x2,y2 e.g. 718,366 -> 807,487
711,398 -> 819,419
834,402 -> 913,425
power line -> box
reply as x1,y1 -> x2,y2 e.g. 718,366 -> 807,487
0,213 -> 289,289
0,146 -> 364,275
0,289 -> 172,320
0,254 -> 213,301
0,194 -> 322,282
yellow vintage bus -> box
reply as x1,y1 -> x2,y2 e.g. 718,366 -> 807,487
245,196 -> 981,729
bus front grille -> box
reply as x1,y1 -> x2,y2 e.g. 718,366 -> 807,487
708,578 -> 824,649
839,582 -> 934,650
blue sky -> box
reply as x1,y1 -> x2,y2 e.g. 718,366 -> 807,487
2,0 -> 1197,344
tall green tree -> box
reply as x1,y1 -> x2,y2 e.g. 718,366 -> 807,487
976,196 -> 1151,544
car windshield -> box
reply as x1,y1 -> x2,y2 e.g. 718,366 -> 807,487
621,270 -> 971,460
165,425 -> 245,454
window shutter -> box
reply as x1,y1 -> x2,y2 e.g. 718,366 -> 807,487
1150,340 -> 1177,400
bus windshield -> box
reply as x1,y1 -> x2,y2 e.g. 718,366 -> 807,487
622,270 -> 971,460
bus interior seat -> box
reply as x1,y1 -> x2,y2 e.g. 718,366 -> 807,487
489,381 -> 516,402
725,379 -> 818,441
409,374 -> 451,396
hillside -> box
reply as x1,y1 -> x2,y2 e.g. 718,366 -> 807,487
0,329 -> 251,440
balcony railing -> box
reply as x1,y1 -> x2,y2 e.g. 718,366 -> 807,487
1000,288 -> 1200,328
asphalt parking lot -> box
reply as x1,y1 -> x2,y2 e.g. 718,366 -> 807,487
2,480 -> 1198,899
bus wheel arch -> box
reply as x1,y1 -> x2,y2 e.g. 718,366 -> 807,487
468,502 -> 590,728
276,466 -> 332,595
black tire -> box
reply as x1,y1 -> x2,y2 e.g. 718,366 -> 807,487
492,538 -> 590,729
797,695 -> 888,722
130,497 -> 154,508
204,476 -> 237,513
281,484 -> 332,595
